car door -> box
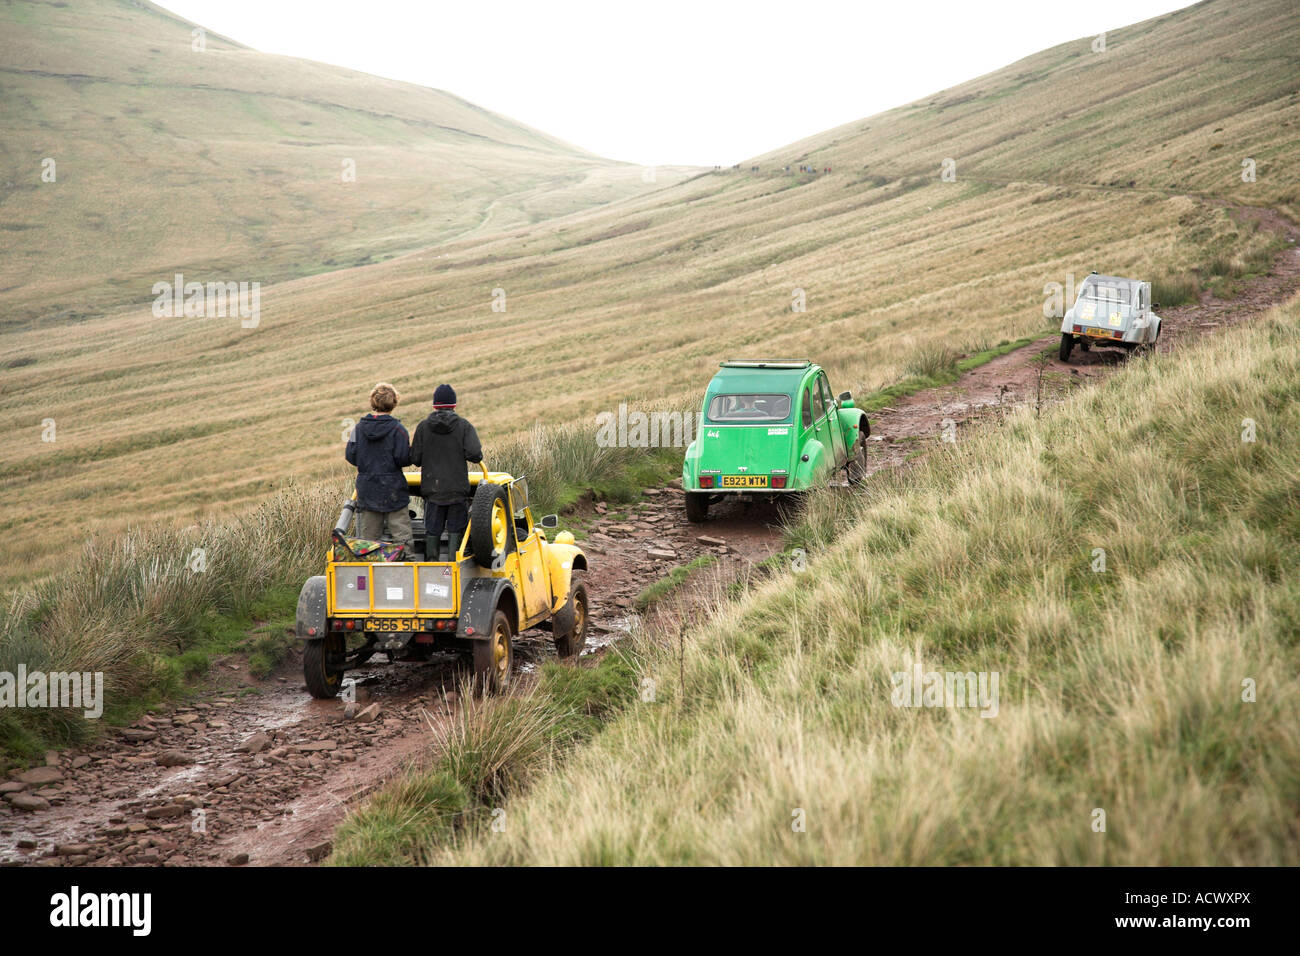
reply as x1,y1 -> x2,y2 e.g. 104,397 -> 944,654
509,481 -> 551,623
1138,282 -> 1154,343
806,375 -> 831,475
818,374 -> 847,466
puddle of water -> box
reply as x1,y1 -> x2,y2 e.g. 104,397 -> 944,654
582,615 -> 634,656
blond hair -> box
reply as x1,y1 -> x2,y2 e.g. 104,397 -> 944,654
369,382 -> 399,413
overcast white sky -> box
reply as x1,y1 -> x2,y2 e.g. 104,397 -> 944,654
160,0 -> 1196,166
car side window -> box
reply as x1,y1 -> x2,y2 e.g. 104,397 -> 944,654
818,375 -> 834,417
801,387 -> 813,428
810,381 -> 825,423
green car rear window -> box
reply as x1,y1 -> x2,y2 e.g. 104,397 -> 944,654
707,393 -> 793,423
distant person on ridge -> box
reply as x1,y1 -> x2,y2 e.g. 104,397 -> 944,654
411,384 -> 483,556
345,382 -> 412,548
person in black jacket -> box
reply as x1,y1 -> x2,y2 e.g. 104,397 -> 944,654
345,383 -> 412,547
410,384 -> 483,556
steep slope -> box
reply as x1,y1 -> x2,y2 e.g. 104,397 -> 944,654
2,0 -> 1299,587
0,0 -> 683,325
374,291 -> 1300,867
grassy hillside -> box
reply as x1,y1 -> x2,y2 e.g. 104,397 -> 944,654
3,0 -> 1299,588
0,0 -> 683,326
333,291 -> 1300,866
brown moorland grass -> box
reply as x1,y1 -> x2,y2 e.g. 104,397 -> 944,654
2,0 -> 1298,593
0,0 -> 690,327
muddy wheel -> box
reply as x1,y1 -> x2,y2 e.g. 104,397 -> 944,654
304,634 -> 345,699
685,493 -> 710,523
1059,333 -> 1073,363
469,482 -> 512,569
553,575 -> 589,659
846,436 -> 869,485
472,609 -> 514,693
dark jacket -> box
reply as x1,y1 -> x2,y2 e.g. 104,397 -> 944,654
410,409 -> 483,503
345,414 -> 411,513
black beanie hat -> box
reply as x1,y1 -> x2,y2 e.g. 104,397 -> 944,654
433,384 -> 457,407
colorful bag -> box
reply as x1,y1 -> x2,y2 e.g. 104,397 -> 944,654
331,531 -> 405,563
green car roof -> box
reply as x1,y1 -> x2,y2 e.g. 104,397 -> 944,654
710,360 -> 816,394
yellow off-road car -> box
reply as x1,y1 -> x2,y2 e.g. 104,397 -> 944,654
295,464 -> 589,696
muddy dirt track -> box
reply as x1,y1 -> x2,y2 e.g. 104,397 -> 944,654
2,210 -> 1297,868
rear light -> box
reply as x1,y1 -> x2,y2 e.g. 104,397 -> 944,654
1111,330 -> 1122,339
772,475 -> 788,489
344,619 -> 355,630
698,476 -> 715,489
1073,324 -> 1083,333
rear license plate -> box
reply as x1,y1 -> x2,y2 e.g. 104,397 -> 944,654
1084,327 -> 1112,338
365,617 -> 417,632
720,475 -> 769,488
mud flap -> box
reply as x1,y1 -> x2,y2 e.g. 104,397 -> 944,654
296,575 -> 328,640
458,577 -> 519,641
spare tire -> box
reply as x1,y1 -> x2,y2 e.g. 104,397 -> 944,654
469,482 -> 514,569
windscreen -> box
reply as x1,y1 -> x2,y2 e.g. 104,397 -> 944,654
707,393 -> 793,422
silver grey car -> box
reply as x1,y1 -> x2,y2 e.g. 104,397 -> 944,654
1060,273 -> 1163,362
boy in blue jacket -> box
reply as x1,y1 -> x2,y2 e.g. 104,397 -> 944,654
345,382 -> 412,548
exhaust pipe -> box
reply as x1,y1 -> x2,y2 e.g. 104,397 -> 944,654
334,498 -> 357,536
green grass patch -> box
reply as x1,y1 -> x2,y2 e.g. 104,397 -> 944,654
635,555 -> 718,611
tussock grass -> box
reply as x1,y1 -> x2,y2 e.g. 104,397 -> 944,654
490,411 -> 686,513
0,481 -> 342,761
903,342 -> 962,379
1151,273 -> 1200,308
329,651 -> 639,866
353,295 -> 1300,866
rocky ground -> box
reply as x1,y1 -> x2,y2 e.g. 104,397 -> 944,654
3,209 -> 1296,868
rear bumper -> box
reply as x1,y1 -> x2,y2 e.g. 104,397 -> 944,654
685,486 -> 802,496
1063,325 -> 1144,345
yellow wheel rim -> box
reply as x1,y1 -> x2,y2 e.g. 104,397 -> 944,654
493,624 -> 509,681
573,594 -> 586,639
490,499 -> 508,553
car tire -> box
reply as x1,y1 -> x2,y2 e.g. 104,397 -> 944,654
1059,333 -> 1073,363
685,493 -> 710,523
552,574 -> 589,659
472,609 -> 514,694
847,445 -> 867,485
469,482 -> 512,569
304,634 -> 345,699
847,433 -> 869,485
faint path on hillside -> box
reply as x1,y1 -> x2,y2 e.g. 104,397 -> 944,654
3,209 -> 1297,869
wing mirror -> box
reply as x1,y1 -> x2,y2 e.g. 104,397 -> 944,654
838,391 -> 851,402
539,514 -> 559,529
